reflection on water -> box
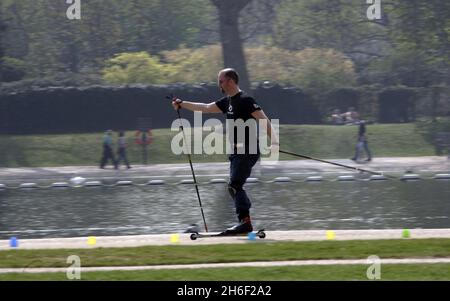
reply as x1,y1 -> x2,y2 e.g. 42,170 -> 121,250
0,180 -> 449,239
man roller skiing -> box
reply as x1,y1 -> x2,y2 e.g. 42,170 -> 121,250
172,68 -> 278,234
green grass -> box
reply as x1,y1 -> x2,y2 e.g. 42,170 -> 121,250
2,239 -> 450,280
1,239 -> 450,269
0,123 -> 437,167
1,264 -> 450,281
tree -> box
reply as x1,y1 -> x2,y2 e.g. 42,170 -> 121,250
238,0 -> 283,44
0,6 -> 6,82
272,0 -> 389,77
3,1 -> 32,60
118,0 -> 214,53
1,0 -> 214,81
210,0 -> 252,92
386,0 -> 450,86
273,0 -> 386,52
4,0 -> 66,77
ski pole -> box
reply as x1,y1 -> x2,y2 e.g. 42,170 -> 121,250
279,149 -> 396,179
167,95 -> 209,232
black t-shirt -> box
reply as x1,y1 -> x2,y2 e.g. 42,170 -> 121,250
215,91 -> 262,154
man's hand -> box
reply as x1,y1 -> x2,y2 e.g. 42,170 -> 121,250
172,98 -> 183,110
270,142 -> 280,154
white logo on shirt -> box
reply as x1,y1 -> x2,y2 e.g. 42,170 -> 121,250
228,105 -> 233,112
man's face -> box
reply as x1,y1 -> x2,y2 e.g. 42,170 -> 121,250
218,72 -> 229,94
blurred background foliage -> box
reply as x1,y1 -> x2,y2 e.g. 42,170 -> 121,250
0,0 -> 448,91
0,0 -> 449,164
102,46 -> 356,95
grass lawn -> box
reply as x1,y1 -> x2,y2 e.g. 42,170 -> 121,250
0,123 -> 437,167
1,239 -> 450,269
1,239 -> 449,280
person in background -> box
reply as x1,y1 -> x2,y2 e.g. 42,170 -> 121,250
100,130 -> 117,169
330,109 -> 344,125
351,121 -> 372,162
343,107 -> 360,124
116,131 -> 131,169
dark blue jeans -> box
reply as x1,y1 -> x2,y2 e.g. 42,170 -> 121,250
353,141 -> 372,160
117,148 -> 130,168
228,154 -> 260,221
100,145 -> 117,169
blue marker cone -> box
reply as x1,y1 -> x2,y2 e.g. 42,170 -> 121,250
10,237 -> 18,248
248,232 -> 256,240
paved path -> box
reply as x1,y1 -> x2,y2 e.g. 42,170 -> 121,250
2,229 -> 450,250
0,156 -> 449,185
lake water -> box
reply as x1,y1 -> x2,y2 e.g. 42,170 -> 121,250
0,179 -> 449,239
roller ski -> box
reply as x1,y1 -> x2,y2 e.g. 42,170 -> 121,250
190,228 -> 266,240
189,218 -> 265,240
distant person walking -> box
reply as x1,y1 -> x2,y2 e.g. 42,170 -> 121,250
100,130 -> 117,169
116,131 -> 131,169
351,121 -> 372,162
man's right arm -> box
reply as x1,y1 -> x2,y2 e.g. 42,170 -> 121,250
172,99 -> 222,113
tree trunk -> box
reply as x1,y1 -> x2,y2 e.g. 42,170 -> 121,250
211,0 -> 252,93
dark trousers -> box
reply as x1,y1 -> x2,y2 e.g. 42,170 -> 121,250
353,141 -> 372,160
100,145 -> 117,169
117,148 -> 130,168
228,154 -> 260,221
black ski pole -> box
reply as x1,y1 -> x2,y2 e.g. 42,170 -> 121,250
279,149 -> 396,179
167,95 -> 209,232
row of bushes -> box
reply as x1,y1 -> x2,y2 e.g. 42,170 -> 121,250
0,83 -> 319,134
1,45 -> 357,96
102,46 -> 356,95
1,83 -> 445,135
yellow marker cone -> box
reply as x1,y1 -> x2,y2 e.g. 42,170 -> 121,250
87,236 -> 97,245
170,234 -> 180,243
326,230 -> 336,240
